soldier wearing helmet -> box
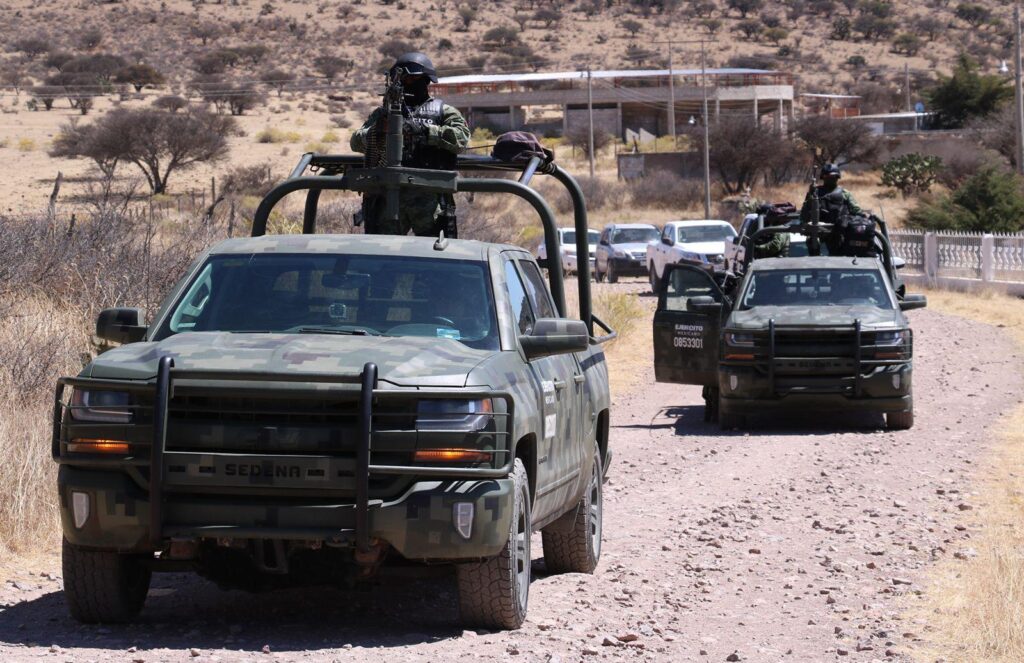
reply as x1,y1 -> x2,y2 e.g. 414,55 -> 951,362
800,163 -> 862,225
351,52 -> 470,237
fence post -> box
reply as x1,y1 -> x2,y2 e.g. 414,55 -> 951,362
923,232 -> 938,284
981,234 -> 995,282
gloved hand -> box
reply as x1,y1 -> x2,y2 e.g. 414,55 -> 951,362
404,117 -> 432,140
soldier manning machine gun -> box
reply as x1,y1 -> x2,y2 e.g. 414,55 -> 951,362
355,69 -> 457,237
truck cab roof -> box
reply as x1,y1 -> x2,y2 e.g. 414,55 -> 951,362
748,256 -> 884,272
208,233 -> 523,262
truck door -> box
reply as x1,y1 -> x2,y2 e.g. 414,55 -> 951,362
653,264 -> 727,386
503,257 -> 580,522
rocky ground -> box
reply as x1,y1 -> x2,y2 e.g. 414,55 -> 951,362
0,307 -> 1021,663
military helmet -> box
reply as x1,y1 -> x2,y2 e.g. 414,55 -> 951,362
390,52 -> 438,83
820,163 -> 841,179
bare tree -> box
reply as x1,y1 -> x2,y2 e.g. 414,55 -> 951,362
52,109 -> 236,194
115,64 -> 166,92
793,114 -> 881,168
314,55 -> 354,82
692,117 -> 807,193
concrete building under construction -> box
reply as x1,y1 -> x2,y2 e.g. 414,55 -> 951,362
432,68 -> 796,139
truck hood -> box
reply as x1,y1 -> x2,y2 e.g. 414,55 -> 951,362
614,241 -> 655,254
84,332 -> 493,387
728,306 -> 903,329
677,241 -> 727,255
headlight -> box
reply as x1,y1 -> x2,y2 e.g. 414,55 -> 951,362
679,251 -> 701,262
875,331 -> 905,346
725,332 -> 755,347
564,247 -> 577,255
416,398 -> 493,431
69,389 -> 132,423
612,249 -> 626,258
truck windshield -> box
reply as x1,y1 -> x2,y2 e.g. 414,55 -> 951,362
611,228 -> 659,244
740,268 -> 892,309
155,254 -> 500,350
562,230 -> 600,245
678,225 -> 736,243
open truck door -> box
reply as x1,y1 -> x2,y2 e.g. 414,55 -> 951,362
653,264 -> 729,421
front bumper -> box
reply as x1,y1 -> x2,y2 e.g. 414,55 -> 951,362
608,256 -> 648,275
58,466 -> 514,560
564,254 -> 595,272
719,361 -> 912,415
54,360 -> 516,562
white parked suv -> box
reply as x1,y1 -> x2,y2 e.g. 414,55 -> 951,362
536,227 -> 600,275
646,220 -> 737,292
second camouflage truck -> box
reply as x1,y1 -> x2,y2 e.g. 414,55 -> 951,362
53,234 -> 611,630
653,197 -> 927,430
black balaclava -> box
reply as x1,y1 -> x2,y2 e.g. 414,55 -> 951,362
403,76 -> 430,107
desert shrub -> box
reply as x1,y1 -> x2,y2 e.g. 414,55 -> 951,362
256,127 -> 302,143
262,68 -> 296,97
831,16 -> 851,40
880,153 -> 943,196
954,3 -> 992,28
330,114 -> 353,129
220,162 -> 277,197
321,130 -> 340,144
627,171 -> 703,209
621,19 -> 642,37
735,19 -> 763,39
564,125 -> 613,158
891,33 -> 923,56
17,138 -> 35,152
153,94 -> 188,113
906,165 -> 1024,232
592,290 -> 643,347
726,0 -> 762,18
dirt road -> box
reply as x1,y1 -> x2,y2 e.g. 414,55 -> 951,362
1,308 -> 1020,662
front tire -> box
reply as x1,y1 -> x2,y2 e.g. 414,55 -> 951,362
594,263 -> 605,282
606,262 -> 618,284
457,458 -> 531,630
62,538 -> 151,624
887,405 -> 914,430
541,447 -> 603,575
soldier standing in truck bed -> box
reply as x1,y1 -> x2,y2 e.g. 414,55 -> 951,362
351,52 -> 470,236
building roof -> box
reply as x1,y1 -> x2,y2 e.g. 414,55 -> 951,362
849,111 -> 933,120
800,93 -> 861,99
437,68 -> 777,85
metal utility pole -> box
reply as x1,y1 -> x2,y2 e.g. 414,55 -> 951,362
1015,5 -> 1024,174
668,46 -> 676,141
701,42 -> 711,218
903,62 -> 911,111
586,66 -> 595,178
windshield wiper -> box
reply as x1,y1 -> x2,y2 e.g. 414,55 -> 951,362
293,326 -> 383,336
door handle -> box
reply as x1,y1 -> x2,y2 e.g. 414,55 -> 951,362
573,374 -> 585,384
553,379 -> 567,391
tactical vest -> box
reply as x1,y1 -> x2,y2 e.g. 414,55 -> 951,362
404,98 -> 457,170
817,186 -> 850,223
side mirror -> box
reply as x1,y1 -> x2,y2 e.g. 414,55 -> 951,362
96,308 -> 147,344
661,235 -> 673,246
600,239 -> 609,246
520,318 -> 590,360
899,294 -> 927,311
687,296 -> 722,314
892,256 -> 907,269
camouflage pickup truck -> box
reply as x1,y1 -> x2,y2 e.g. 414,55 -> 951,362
54,152 -> 613,630
653,256 -> 926,430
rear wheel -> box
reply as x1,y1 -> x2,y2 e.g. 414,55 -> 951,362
457,458 -> 531,630
541,447 -> 603,575
606,262 -> 618,284
649,265 -> 661,294
62,538 -> 151,624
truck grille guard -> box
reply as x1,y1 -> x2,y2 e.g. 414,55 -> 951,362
53,357 -> 514,553
721,319 -> 913,397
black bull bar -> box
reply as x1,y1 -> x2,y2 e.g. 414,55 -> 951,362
249,153 -> 614,342
54,358 -> 515,553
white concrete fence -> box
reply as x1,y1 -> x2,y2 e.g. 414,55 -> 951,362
888,231 -> 1024,296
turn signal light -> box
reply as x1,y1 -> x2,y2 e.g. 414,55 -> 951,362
875,351 -> 903,359
724,353 -> 755,360
413,449 -> 490,463
68,439 -> 131,454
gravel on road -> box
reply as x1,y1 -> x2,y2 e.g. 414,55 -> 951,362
0,308 -> 1020,662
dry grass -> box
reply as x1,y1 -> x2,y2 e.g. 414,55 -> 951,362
907,288 -> 1024,662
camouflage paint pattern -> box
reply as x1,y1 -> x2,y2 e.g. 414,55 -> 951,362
56,234 -> 611,564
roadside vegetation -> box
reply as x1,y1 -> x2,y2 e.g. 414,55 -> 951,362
909,289 -> 1024,662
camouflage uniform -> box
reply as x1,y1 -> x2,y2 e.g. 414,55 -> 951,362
351,104 -> 470,236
